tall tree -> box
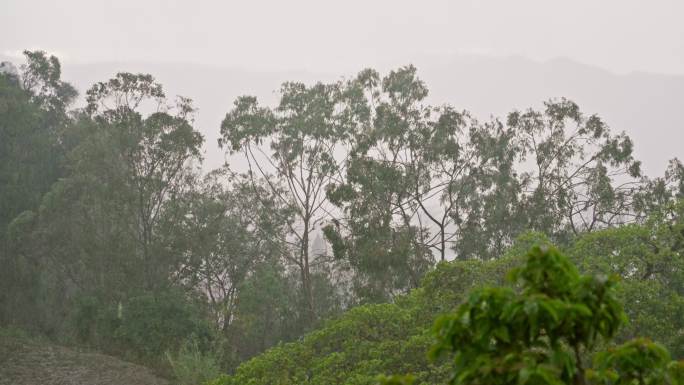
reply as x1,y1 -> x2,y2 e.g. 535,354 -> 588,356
83,72 -> 204,289
325,67 -> 437,301
634,158 -> 684,217
27,72 -> 203,304
327,66 -> 521,276
220,81 -> 352,323
508,99 -> 642,241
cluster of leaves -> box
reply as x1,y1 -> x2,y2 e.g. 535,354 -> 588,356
72,290 -> 214,363
429,245 -> 624,384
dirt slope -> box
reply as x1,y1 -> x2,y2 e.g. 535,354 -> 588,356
0,336 -> 168,385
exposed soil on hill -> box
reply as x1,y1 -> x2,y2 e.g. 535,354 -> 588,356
0,336 -> 168,385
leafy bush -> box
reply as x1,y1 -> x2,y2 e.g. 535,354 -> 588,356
113,290 -> 214,361
167,338 -> 221,385
71,289 -> 214,363
384,245 -> 684,385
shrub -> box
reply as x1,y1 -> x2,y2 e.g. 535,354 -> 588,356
384,246 -> 684,385
71,289 -> 214,364
113,290 -> 214,361
167,338 -> 220,385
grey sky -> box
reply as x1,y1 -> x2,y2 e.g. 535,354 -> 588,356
2,0 -> 683,75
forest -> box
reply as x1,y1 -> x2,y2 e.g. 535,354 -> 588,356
1,50 -> 683,384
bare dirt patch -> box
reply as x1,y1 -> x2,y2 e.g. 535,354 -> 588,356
0,336 -> 169,385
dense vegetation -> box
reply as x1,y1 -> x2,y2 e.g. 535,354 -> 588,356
0,50 -> 682,384
208,209 -> 684,384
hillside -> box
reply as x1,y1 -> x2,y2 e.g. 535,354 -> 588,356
208,227 -> 684,385
0,335 -> 168,385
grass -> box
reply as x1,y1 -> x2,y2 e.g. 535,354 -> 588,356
0,328 -> 168,385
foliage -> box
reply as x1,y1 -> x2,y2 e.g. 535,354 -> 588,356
111,291 -> 214,361
379,246 -> 683,385
209,226 -> 684,385
509,99 -> 642,241
3,53 -> 683,381
167,338 -> 221,385
430,245 -> 625,384
567,203 -> 684,355
220,79 -> 353,324
206,303 -> 436,385
588,338 -> 684,385
71,290 -> 214,363
205,237 -> 533,385
0,51 -> 76,333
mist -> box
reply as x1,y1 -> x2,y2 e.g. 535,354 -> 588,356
1,2 -> 684,385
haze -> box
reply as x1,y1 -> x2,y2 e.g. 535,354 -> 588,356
3,3 -> 684,384
2,0 -> 683,174
3,0 -> 684,75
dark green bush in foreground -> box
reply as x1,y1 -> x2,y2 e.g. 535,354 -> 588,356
381,246 -> 684,385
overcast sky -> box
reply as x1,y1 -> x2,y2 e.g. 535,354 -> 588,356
2,0 -> 683,75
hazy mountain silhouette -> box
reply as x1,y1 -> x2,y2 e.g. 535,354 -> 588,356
4,54 -> 681,175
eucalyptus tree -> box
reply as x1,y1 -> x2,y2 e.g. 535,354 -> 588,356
83,72 -> 204,289
324,66 -> 434,301
20,50 -> 77,115
634,158 -> 684,217
420,112 -> 522,261
327,65 -> 522,282
508,99 -> 642,241
0,50 -> 76,238
220,80 -> 355,323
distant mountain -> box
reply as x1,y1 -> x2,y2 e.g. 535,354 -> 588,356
3,54 -> 681,175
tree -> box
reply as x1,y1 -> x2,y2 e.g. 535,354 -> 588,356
0,50 -> 76,242
20,50 -> 77,115
326,66 -> 522,301
14,72 -> 204,340
324,67 -> 439,301
568,200 -> 684,357
83,73 -> 204,288
509,99 -> 642,241
220,80 -> 353,324
634,158 -> 684,217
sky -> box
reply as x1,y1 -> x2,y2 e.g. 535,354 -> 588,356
2,0 -> 683,75
1,0 -> 683,178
